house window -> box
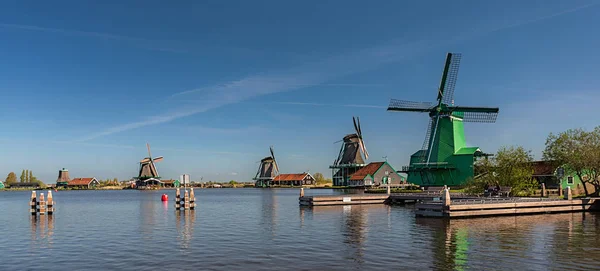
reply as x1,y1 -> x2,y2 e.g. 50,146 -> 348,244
567,176 -> 574,185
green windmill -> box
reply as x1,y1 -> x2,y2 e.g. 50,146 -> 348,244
388,53 -> 499,187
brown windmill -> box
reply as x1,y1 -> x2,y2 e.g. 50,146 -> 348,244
137,143 -> 163,186
330,117 -> 369,186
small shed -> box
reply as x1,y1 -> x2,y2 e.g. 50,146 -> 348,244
0,182 -> 5,189
348,161 -> 405,187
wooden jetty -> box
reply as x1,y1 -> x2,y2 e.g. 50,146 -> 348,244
298,187 -> 474,206
415,187 -> 600,218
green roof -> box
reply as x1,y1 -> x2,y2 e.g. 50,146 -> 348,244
455,147 -> 481,155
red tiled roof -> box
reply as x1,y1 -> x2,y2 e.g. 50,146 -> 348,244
69,178 -> 95,186
274,173 -> 308,182
350,162 -> 385,181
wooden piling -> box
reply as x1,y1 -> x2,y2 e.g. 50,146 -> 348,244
387,184 -> 391,195
541,183 -> 546,197
566,187 -> 572,200
300,188 -> 304,198
47,191 -> 54,215
38,193 -> 46,215
189,188 -> 196,210
30,191 -> 37,215
184,190 -> 190,210
443,189 -> 451,207
559,184 -> 563,197
175,188 -> 181,210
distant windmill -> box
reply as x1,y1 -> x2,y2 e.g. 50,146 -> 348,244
253,146 -> 280,187
387,52 -> 499,187
330,117 -> 369,186
138,143 -> 163,183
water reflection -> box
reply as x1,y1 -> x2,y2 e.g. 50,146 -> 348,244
304,205 -> 390,267
176,210 -> 195,250
30,215 -> 54,248
260,189 -> 277,237
416,213 -> 598,271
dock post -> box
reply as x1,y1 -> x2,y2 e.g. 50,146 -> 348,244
300,188 -> 304,198
541,183 -> 546,197
175,188 -> 181,210
38,193 -> 46,215
184,190 -> 190,210
559,184 -> 563,197
29,191 -> 37,215
387,184 -> 391,195
47,191 -> 54,215
566,187 -> 572,200
189,188 -> 196,210
443,188 -> 451,207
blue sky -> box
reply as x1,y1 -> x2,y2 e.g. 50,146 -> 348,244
1,0 -> 599,183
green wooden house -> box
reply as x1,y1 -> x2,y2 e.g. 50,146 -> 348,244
532,161 -> 594,194
0,182 -> 5,189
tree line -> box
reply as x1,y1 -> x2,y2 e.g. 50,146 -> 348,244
4,170 -> 46,188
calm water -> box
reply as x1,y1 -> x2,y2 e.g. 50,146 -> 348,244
1,189 -> 599,271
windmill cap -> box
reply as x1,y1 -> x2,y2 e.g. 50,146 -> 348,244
61,168 -> 68,171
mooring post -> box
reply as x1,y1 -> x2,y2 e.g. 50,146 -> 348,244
559,184 -> 563,197
541,183 -> 546,197
175,188 -> 181,210
566,187 -> 572,200
47,191 -> 54,215
443,188 -> 451,207
38,193 -> 46,215
189,188 -> 195,210
387,184 -> 391,195
30,191 -> 37,215
184,190 -> 190,210
300,188 -> 304,198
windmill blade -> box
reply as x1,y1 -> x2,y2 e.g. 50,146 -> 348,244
140,157 -> 151,163
153,156 -> 164,163
447,105 -> 499,113
356,116 -> 362,136
437,53 -> 462,105
421,118 -> 434,151
270,146 -> 279,174
455,111 -> 499,123
333,139 -> 343,144
359,139 -> 369,160
146,143 -> 152,159
352,116 -> 360,135
387,99 -> 433,112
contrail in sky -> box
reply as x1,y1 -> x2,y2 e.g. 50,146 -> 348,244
74,2 -> 597,141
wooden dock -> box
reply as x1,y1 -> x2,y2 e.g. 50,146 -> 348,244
299,194 -> 389,206
415,188 -> 600,218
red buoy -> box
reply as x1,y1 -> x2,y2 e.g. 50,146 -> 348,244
161,194 -> 168,201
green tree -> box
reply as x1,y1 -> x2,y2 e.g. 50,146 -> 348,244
543,127 -> 600,196
28,170 -> 33,183
20,170 -> 26,183
313,172 -> 324,183
5,172 -> 17,185
467,146 -> 536,196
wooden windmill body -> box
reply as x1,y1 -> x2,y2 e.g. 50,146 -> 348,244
253,146 -> 279,188
329,117 -> 369,186
136,143 -> 164,188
